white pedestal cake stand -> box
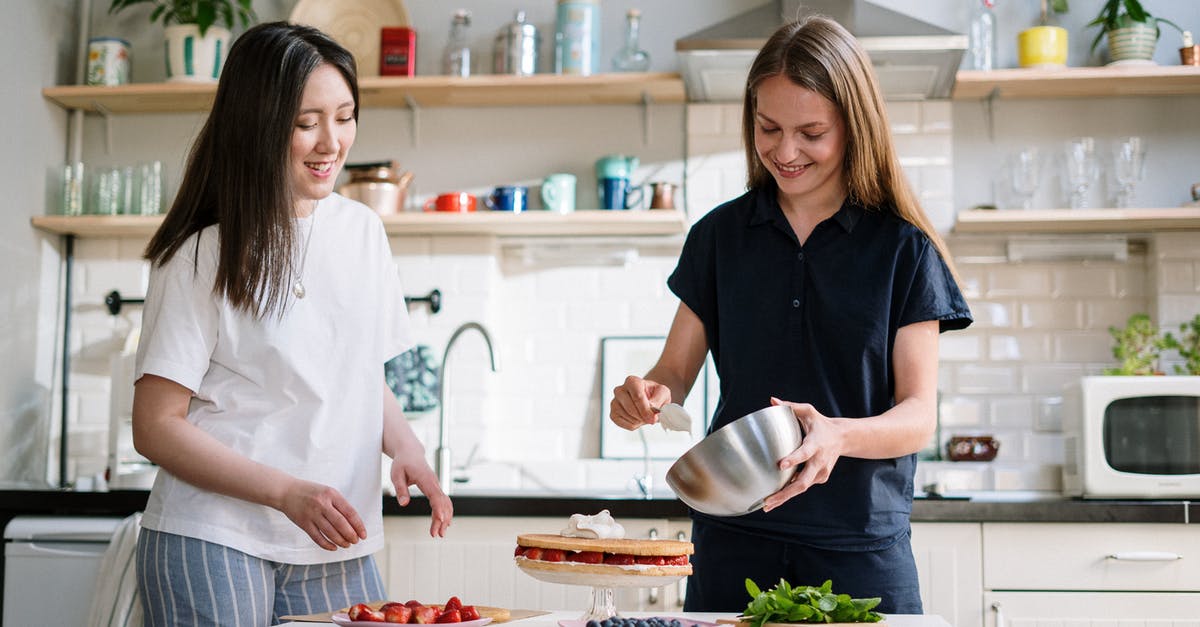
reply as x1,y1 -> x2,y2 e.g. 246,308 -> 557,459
515,560 -> 687,621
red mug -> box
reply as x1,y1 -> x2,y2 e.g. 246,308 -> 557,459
424,192 -> 476,213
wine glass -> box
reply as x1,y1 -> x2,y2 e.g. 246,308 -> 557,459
1113,136 -> 1146,208
1008,147 -> 1041,210
1063,137 -> 1099,209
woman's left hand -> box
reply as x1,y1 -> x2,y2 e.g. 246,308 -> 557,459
761,397 -> 845,512
390,454 -> 453,538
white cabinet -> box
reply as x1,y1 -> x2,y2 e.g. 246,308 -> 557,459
380,516 -> 682,612
911,523 -> 983,627
982,523 -> 1200,627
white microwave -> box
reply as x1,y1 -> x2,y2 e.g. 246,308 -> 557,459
1063,376 -> 1200,499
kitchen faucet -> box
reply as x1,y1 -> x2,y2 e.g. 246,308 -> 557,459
436,322 -> 499,495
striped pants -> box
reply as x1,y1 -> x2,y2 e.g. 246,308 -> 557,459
135,528 -> 386,627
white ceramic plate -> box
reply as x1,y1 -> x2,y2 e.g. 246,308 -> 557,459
289,0 -> 410,77
559,620 -> 719,627
331,614 -> 492,627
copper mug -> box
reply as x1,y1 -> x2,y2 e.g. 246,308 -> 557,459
649,181 -> 677,209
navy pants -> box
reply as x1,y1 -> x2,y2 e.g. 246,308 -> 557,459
683,519 -> 922,614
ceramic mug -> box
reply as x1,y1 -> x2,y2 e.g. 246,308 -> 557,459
595,154 -> 639,180
1017,26 -> 1068,68
599,177 -> 643,210
423,192 -> 476,213
541,173 -> 576,213
485,185 -> 529,212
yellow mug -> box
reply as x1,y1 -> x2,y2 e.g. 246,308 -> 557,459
1018,26 -> 1068,68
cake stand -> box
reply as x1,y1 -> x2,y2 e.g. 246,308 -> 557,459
515,559 -> 688,621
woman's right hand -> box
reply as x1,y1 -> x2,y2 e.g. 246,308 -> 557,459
279,478 -> 368,551
609,375 -> 672,430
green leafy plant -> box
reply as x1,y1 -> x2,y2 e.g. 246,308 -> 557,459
1086,0 -> 1183,53
1164,314 -> 1200,376
108,0 -> 256,37
742,578 -> 883,625
1038,0 -> 1070,25
1103,313 -> 1170,376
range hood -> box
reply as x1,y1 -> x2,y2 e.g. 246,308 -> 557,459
676,0 -> 966,101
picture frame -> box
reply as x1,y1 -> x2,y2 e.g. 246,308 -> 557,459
599,336 -> 711,459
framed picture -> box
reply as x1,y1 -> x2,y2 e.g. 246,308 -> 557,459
599,336 -> 710,459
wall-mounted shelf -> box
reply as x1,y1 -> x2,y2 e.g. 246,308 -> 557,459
31,210 -> 689,238
953,208 -> 1200,234
41,73 -> 687,113
952,66 -> 1200,100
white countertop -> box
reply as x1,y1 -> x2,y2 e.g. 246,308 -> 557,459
276,610 -> 951,627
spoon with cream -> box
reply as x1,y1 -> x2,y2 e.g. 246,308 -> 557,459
653,402 -> 693,434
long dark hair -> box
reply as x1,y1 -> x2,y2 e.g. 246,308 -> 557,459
145,21 -> 359,317
741,15 -> 959,283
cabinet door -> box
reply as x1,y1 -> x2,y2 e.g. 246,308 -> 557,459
985,591 -> 1200,627
911,523 -> 983,627
381,516 -> 673,612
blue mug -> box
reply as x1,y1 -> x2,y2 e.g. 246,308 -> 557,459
486,185 -> 529,212
599,177 -> 643,210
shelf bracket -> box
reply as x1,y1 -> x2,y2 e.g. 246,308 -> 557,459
983,87 -> 999,143
95,102 -> 114,155
640,91 -> 654,146
404,94 -> 420,147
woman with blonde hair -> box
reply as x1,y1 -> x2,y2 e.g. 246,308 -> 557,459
610,15 -> 971,612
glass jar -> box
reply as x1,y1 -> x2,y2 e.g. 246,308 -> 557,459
967,0 -> 996,71
443,9 -> 472,77
612,8 -> 650,72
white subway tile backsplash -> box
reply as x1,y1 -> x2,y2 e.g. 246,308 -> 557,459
1051,331 -> 1114,362
720,104 -> 744,136
988,397 -> 1034,429
887,102 -> 920,134
1158,260 -> 1196,292
954,364 -> 1018,394
987,265 -> 1052,297
1154,232 -> 1200,260
989,333 -> 1051,362
970,301 -> 1017,328
991,463 -> 1061,491
893,134 -> 952,164
939,334 -> 982,361
1051,266 -> 1118,298
1158,294 -> 1200,327
1020,301 -> 1083,330
1020,363 -> 1086,395
1082,299 -> 1146,331
686,104 -> 724,136
938,396 -> 984,427
920,101 -> 953,133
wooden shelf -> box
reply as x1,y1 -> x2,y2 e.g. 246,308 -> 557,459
953,65 -> 1200,100
41,73 -> 686,113
953,208 -> 1200,233
31,210 -> 688,238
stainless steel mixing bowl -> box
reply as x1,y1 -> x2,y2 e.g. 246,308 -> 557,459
665,404 -> 803,516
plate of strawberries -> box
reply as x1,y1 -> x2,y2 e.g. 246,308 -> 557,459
333,597 -> 495,626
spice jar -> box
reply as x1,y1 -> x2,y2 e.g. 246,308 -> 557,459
380,27 -> 416,76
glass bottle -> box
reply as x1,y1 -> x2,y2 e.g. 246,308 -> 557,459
443,9 -> 472,77
967,0 -> 996,71
612,8 -> 650,72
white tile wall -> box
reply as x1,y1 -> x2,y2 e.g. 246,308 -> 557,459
58,101 -> 1200,498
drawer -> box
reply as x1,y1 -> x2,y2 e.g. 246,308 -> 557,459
983,523 -> 1199,591
984,591 -> 1200,627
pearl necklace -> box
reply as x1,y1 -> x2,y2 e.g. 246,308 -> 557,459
292,209 -> 316,299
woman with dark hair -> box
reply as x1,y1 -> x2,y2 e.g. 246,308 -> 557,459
132,22 -> 451,625
609,16 -> 971,613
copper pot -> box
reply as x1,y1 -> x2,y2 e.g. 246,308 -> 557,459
339,160 -> 414,215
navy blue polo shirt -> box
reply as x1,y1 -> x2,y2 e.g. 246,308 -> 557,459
668,185 -> 972,551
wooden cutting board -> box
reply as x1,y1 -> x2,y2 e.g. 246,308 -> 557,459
716,617 -> 887,627
282,603 -> 547,623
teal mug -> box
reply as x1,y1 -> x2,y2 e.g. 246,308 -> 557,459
595,154 -> 638,180
541,173 -> 576,213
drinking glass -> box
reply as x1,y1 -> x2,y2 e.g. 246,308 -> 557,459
1008,147 -> 1041,210
1063,137 -> 1099,209
135,161 -> 163,215
1113,136 -> 1146,208
90,167 -> 122,215
61,162 -> 84,216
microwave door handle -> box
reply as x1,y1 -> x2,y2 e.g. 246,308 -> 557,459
1106,551 -> 1183,561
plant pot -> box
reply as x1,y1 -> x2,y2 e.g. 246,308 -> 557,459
164,24 -> 230,82
1105,22 -> 1158,64
1018,26 -> 1068,68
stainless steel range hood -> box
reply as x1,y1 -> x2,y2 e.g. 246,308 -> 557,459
676,0 -> 966,101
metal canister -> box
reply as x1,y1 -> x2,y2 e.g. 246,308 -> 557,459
86,37 -> 131,86
554,0 -> 600,76
493,10 -> 539,75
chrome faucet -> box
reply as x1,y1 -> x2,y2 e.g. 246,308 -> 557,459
436,322 -> 499,494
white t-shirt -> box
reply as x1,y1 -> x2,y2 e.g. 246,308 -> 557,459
135,193 -> 412,564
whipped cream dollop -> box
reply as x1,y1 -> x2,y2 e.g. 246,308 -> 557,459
561,509 -> 626,539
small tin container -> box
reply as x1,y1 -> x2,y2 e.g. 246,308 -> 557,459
86,37 -> 131,86
380,27 -> 417,76
554,0 -> 600,76
493,10 -> 539,75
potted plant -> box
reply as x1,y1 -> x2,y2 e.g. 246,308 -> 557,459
1103,313 -> 1170,375
1019,0 -> 1071,68
108,0 -> 256,82
1164,314 -> 1200,375
1087,0 -> 1184,64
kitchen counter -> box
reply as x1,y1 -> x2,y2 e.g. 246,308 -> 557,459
2,489 -> 1196,524
276,609 -> 952,627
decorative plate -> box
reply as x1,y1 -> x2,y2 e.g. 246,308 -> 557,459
289,0 -> 410,76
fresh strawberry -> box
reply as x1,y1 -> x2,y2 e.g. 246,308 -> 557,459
404,600 -> 424,609
436,609 -> 462,623
522,547 -> 543,560
541,549 -> 566,562
383,604 -> 413,623
603,553 -> 635,565
348,604 -> 374,621
664,555 -> 689,565
412,606 -> 439,624
514,546 -> 525,557
444,596 -> 463,611
571,551 -> 604,564
635,555 -> 667,565
459,606 -> 481,621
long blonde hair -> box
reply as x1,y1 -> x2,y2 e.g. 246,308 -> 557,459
741,15 -> 960,284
